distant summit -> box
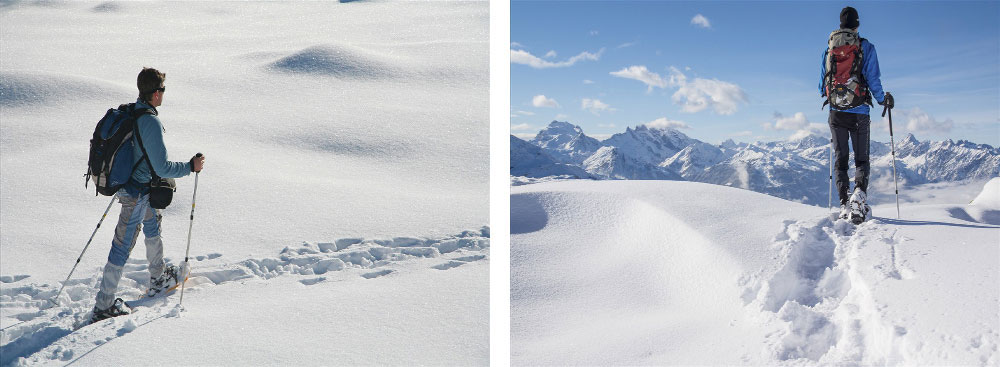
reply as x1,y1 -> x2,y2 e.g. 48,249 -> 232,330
512,121 -> 1000,205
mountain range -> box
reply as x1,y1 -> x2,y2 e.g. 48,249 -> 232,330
511,121 -> 1000,205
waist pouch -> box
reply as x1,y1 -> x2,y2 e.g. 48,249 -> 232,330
148,177 -> 176,209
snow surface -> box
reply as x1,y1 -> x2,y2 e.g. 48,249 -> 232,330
1,2 -> 488,365
511,180 -> 998,365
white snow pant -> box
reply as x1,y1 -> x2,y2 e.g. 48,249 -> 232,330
94,191 -> 166,310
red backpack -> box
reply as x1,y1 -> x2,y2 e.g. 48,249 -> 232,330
823,29 -> 871,110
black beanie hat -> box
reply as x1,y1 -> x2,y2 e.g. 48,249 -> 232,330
840,6 -> 859,29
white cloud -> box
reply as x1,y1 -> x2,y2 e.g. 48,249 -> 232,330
511,123 -> 535,131
788,123 -> 829,140
762,112 -> 827,139
583,79 -> 595,85
582,98 -> 614,115
532,95 -> 560,108
617,41 -> 638,49
691,14 -> 711,29
514,110 -> 535,116
644,117 -> 690,130
544,50 -> 557,58
903,107 -> 954,134
610,65 -> 747,114
763,112 -> 810,131
511,41 -> 524,48
670,69 -> 747,115
610,65 -> 669,91
511,48 -> 604,69
598,123 -> 617,128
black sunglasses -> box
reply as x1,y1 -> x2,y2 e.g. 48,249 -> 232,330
155,86 -> 166,92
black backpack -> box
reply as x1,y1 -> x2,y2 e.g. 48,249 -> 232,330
86,103 -> 155,196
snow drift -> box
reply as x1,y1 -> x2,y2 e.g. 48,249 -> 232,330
511,180 -> 998,365
1,1 -> 488,365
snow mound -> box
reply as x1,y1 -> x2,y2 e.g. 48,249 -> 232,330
512,180 -> 998,365
0,71 -> 129,107
274,129 -> 416,159
0,229 -> 489,366
268,44 -> 395,78
971,177 -> 1000,209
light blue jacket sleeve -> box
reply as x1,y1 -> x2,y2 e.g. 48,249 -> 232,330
862,39 -> 885,104
819,48 -> 828,96
134,114 -> 192,180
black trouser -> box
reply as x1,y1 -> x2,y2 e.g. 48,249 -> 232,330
829,111 -> 870,205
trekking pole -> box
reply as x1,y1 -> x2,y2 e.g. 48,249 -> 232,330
882,94 -> 900,219
50,196 -> 117,306
828,137 -> 833,211
179,153 -> 202,306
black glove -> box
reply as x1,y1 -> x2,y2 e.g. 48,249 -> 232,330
880,92 -> 894,109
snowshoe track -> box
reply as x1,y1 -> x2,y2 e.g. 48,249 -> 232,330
0,228 -> 488,366
745,215 -> 912,365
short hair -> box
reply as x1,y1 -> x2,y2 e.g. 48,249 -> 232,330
137,67 -> 166,102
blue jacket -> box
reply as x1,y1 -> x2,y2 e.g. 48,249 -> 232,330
130,99 -> 192,188
820,36 -> 885,115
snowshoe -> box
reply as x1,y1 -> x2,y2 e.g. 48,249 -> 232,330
849,189 -> 870,224
147,264 -> 184,298
838,204 -> 850,220
91,297 -> 131,323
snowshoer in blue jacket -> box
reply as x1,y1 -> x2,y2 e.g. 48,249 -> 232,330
820,6 -> 894,223
92,68 -> 206,323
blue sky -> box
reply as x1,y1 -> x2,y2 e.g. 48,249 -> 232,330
511,1 -> 1000,145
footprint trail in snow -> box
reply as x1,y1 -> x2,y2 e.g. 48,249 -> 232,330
0,227 -> 489,366
744,216 -> 919,365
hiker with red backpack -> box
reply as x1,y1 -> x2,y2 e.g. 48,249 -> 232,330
821,6 -> 894,224
89,68 -> 206,322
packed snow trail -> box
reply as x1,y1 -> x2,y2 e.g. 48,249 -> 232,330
511,180 -> 998,365
1,228 -> 489,366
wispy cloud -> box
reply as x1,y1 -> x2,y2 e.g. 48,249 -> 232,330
555,113 -> 570,120
513,110 -> 535,116
511,41 -> 524,48
511,48 -> 605,69
544,50 -> 557,58
617,41 -> 638,49
582,98 -> 615,115
645,117 -> 690,130
532,95 -> 560,108
900,107 -> 954,134
730,131 -> 753,137
511,123 -> 536,131
691,14 -> 711,29
583,79 -> 595,85
598,123 -> 617,128
610,65 -> 669,91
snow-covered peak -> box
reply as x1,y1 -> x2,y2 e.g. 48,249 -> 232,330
583,146 -> 682,180
530,121 -> 601,164
720,139 -> 740,150
535,120 -> 584,137
660,141 -> 730,179
602,124 -> 697,165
